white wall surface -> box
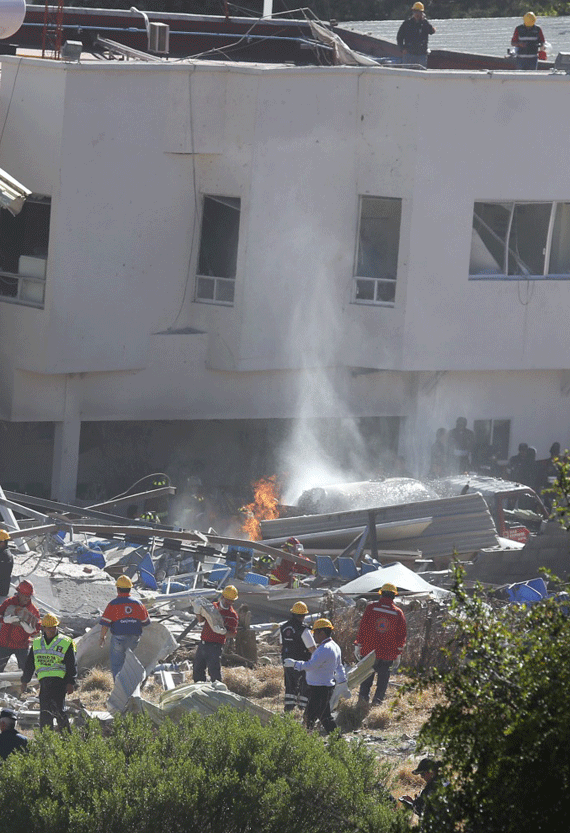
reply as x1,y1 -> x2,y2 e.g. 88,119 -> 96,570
0,56 -> 569,458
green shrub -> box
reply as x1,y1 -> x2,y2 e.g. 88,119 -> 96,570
0,710 -> 410,833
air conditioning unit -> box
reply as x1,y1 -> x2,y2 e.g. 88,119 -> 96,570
148,22 -> 169,55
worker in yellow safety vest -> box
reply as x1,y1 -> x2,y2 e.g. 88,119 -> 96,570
21,613 -> 77,731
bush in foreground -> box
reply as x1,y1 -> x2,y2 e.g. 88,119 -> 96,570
0,709 -> 409,833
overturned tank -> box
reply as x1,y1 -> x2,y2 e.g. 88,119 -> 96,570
296,478 -> 437,515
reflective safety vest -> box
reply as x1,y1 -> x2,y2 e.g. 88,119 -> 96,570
32,633 -> 75,680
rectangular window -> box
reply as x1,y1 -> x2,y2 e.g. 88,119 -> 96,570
353,196 -> 401,306
0,196 -> 51,307
195,195 -> 240,305
469,201 -> 570,279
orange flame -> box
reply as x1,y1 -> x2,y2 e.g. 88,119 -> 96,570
240,475 -> 280,541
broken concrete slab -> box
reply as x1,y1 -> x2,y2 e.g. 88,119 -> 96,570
76,621 -> 178,676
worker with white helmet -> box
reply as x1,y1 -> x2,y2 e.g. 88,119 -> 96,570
280,601 -> 316,712
0,579 -> 40,672
397,2 -> 436,68
98,575 -> 151,678
355,583 -> 407,707
193,585 -> 239,684
511,12 -> 545,70
21,613 -> 76,731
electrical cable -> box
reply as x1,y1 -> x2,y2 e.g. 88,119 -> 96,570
0,58 -> 22,153
104,472 -> 172,502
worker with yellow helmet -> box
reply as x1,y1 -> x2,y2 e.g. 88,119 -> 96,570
397,2 -> 436,69
280,601 -> 316,712
21,613 -> 77,731
511,12 -> 545,70
193,584 -> 239,684
355,583 -> 407,707
283,616 -> 348,734
98,575 -> 151,679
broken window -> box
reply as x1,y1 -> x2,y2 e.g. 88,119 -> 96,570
469,201 -> 570,279
195,195 -> 241,305
354,196 -> 401,306
0,196 -> 51,307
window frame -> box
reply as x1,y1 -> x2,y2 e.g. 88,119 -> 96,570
0,195 -> 51,309
352,195 -> 402,307
469,200 -> 570,281
194,194 -> 241,307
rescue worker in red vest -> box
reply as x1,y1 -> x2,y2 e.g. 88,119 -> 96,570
99,575 -> 151,679
280,601 -> 316,712
21,613 -> 76,731
511,12 -> 545,70
193,585 -> 239,683
0,579 -> 40,672
270,538 -> 313,588
355,583 -> 407,706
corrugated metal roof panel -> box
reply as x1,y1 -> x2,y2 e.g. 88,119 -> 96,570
260,493 -> 498,560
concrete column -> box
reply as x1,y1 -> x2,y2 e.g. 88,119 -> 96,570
51,376 -> 81,503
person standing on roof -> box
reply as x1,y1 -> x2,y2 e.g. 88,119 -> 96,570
355,583 -> 407,707
280,601 -> 316,712
0,580 -> 40,672
0,529 -> 14,598
99,575 -> 151,679
270,538 -> 313,588
511,12 -> 545,70
284,618 -> 348,735
21,613 -> 76,731
397,2 -> 436,69
0,708 -> 27,759
193,585 -> 239,683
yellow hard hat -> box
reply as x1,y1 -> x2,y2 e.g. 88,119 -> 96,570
412,2 -> 424,10
116,575 -> 133,590
0,530 -> 10,542
222,585 -> 238,601
524,11 -> 536,26
380,583 -> 398,596
41,613 -> 59,627
312,617 -> 334,631
291,601 -> 309,615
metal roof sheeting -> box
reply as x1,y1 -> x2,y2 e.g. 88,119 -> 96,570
0,168 -> 31,216
260,493 -> 499,561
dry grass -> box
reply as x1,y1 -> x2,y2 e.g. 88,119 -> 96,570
223,665 -> 284,699
80,667 -> 114,693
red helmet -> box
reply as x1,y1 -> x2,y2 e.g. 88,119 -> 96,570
17,580 -> 33,596
282,537 -> 304,555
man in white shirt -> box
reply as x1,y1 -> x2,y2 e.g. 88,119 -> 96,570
284,617 -> 348,734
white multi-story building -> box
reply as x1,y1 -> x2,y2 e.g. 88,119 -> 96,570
0,47 -> 568,501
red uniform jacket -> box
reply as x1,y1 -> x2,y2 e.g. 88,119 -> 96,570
0,595 -> 40,650
356,596 -> 407,662
200,601 -> 238,645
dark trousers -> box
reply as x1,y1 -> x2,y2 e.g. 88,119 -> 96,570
0,647 -> 30,672
193,641 -> 223,682
283,667 -> 309,711
359,659 -> 393,704
304,685 -> 337,734
39,677 -> 70,731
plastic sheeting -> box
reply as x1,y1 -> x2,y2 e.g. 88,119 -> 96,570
338,562 -> 450,599
136,680 -> 274,726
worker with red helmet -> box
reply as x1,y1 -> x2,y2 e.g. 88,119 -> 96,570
0,579 -> 40,671
270,537 -> 313,588
355,582 -> 407,706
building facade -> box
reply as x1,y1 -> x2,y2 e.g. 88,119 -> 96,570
0,54 -> 568,501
